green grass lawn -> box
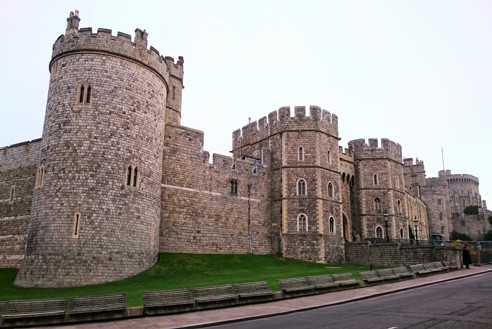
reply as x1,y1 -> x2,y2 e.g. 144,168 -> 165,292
0,253 -> 370,307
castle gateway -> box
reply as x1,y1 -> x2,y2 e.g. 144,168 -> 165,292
0,12 -> 486,287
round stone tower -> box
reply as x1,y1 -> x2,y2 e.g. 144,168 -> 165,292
15,11 -> 183,287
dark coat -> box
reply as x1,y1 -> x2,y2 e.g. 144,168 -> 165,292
463,248 -> 472,266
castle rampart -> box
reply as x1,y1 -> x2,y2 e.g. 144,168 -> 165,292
438,170 -> 479,185
51,13 -> 183,91
349,138 -> 402,163
232,105 -> 339,150
161,124 -> 272,255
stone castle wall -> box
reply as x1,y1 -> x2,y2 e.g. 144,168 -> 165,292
345,242 -> 460,267
0,141 -> 41,267
160,124 -> 273,255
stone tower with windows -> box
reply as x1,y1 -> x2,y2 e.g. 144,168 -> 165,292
232,105 -> 347,263
15,11 -> 184,287
349,139 -> 415,241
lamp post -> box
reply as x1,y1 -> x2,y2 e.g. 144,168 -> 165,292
413,217 -> 419,245
241,155 -> 260,255
247,182 -> 252,254
384,212 -> 389,243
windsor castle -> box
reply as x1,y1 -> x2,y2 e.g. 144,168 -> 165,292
0,12 -> 489,287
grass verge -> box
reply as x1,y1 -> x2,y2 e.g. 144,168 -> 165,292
0,253 -> 370,307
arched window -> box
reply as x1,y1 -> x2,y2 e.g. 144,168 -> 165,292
126,166 -> 132,186
298,147 -> 304,161
373,174 -> 379,186
297,179 -> 307,196
374,198 -> 381,213
327,182 -> 334,198
133,167 -> 138,187
400,228 -> 404,239
229,179 -> 238,195
376,226 -> 383,238
77,82 -> 93,104
329,216 -> 335,233
297,213 -> 308,232
397,200 -> 402,214
86,85 -> 92,103
441,226 -> 445,235
125,164 -> 140,189
79,85 -> 85,103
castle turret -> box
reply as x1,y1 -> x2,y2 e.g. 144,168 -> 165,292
349,138 -> 409,241
15,12 -> 184,287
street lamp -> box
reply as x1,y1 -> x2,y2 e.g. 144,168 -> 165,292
241,155 -> 260,255
247,182 -> 252,254
413,217 -> 419,245
384,212 -> 389,243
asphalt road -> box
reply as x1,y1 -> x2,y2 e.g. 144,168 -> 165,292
208,271 -> 492,329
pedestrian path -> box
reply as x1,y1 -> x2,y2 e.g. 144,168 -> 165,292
45,266 -> 492,329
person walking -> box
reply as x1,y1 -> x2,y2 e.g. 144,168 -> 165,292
462,245 -> 472,269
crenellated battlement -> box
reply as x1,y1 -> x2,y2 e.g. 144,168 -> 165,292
232,105 -> 339,150
0,139 -> 41,171
51,11 -> 183,86
348,138 -> 402,163
338,145 -> 354,163
438,170 -> 479,184
403,157 -> 424,166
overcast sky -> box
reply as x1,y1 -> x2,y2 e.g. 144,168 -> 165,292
1,0 -> 491,203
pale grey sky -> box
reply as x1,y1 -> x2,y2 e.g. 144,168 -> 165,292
1,0 -> 491,202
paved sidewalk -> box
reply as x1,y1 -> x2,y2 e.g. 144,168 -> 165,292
46,265 -> 492,329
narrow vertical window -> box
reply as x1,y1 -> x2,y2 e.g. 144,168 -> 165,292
230,179 -> 238,195
329,216 -> 335,233
397,200 -> 401,214
73,213 -> 81,237
297,179 -> 306,196
395,176 -> 399,189
172,86 -> 176,100
440,226 -> 445,235
10,186 -> 15,202
126,166 -> 132,186
79,85 -> 85,103
439,212 -> 443,221
35,165 -> 45,188
125,164 -> 140,189
133,167 -> 139,187
86,85 -> 92,103
328,182 -> 334,198
298,147 -> 304,161
327,151 -> 331,164
400,228 -> 404,239
297,213 -> 308,232
373,174 -> 379,186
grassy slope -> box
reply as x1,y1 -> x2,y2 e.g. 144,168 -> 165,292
0,254 -> 370,307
